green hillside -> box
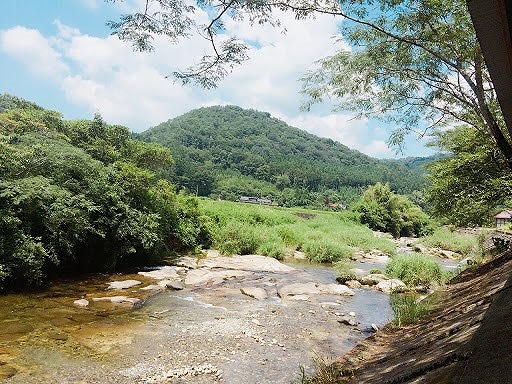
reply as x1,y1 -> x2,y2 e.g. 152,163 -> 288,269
141,105 -> 429,207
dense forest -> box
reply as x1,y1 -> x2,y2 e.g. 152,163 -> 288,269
0,94 -> 211,291
140,105 -> 430,207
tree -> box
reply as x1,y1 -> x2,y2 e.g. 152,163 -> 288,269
426,125 -> 512,226
353,182 -> 432,238
109,0 -> 512,171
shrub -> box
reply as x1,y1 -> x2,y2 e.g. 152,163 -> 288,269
303,240 -> 354,263
258,241 -> 286,260
215,221 -> 260,255
386,253 -> 443,287
418,226 -> 481,257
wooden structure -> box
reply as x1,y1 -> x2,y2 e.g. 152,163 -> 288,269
494,210 -> 512,227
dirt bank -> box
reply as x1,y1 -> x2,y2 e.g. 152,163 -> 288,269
330,251 -> 512,384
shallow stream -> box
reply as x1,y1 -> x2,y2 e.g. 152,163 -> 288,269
0,262 -> 394,383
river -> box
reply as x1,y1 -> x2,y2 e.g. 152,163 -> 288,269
0,260 -> 395,384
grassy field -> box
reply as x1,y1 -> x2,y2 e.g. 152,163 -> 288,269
199,199 -> 395,263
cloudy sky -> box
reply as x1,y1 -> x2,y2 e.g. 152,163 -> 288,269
0,0 -> 434,158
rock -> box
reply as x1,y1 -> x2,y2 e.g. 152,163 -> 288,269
293,250 -> 307,260
174,256 -> 199,269
345,280 -> 362,289
348,268 -> 368,278
376,279 -> 407,294
73,299 -> 89,307
92,296 -> 143,307
359,274 -> 388,286
338,316 -> 357,326
349,311 -> 356,317
107,280 -> 141,290
287,294 -> 310,301
184,269 -> 252,286
240,287 -> 268,300
140,284 -> 165,291
320,302 -> 341,307
138,266 -> 180,280
251,319 -> 262,326
198,254 -> 295,273
278,282 -> 354,297
162,280 -> 184,290
371,323 -> 379,332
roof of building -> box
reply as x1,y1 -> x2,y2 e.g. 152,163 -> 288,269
494,210 -> 512,219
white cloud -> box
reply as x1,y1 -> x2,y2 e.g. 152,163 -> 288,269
0,26 -> 69,79
0,6 -> 400,157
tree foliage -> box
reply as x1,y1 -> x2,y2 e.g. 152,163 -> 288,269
353,182 -> 432,238
0,94 -> 210,291
426,125 -> 512,226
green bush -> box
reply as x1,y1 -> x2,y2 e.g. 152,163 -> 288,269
303,239 -> 354,263
258,241 -> 286,260
215,221 -> 261,255
419,226 -> 482,257
386,253 -> 443,287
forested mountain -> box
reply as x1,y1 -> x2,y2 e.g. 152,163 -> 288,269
141,105 -> 429,207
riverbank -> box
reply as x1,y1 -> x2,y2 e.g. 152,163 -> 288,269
318,250 -> 512,383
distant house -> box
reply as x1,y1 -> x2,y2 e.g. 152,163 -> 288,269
239,196 -> 273,205
494,210 -> 512,227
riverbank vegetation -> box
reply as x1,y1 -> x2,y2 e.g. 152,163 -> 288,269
199,199 -> 396,262
0,95 -> 211,291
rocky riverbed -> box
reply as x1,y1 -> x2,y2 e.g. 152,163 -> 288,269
0,251 -> 395,384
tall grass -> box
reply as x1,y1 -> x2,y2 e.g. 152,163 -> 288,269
391,293 -> 440,327
386,253 -> 443,287
418,226 -> 482,257
199,199 -> 395,263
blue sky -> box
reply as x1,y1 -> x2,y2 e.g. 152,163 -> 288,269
0,0 -> 434,158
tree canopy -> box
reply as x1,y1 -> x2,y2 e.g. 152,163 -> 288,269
0,94 -> 211,291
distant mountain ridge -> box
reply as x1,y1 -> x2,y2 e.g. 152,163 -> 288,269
141,105 -> 432,206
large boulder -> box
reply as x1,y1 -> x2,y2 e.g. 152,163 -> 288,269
198,254 -> 295,273
376,279 -> 407,294
359,274 -> 388,286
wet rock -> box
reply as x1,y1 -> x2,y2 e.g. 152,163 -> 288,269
138,266 -> 180,280
279,282 -> 354,297
338,316 -> 357,326
107,280 -> 141,290
198,254 -> 296,273
92,296 -> 143,307
359,274 -> 388,286
345,280 -> 362,289
184,269 -> 252,286
73,298 -> 89,307
240,287 -> 268,300
376,279 -> 407,294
